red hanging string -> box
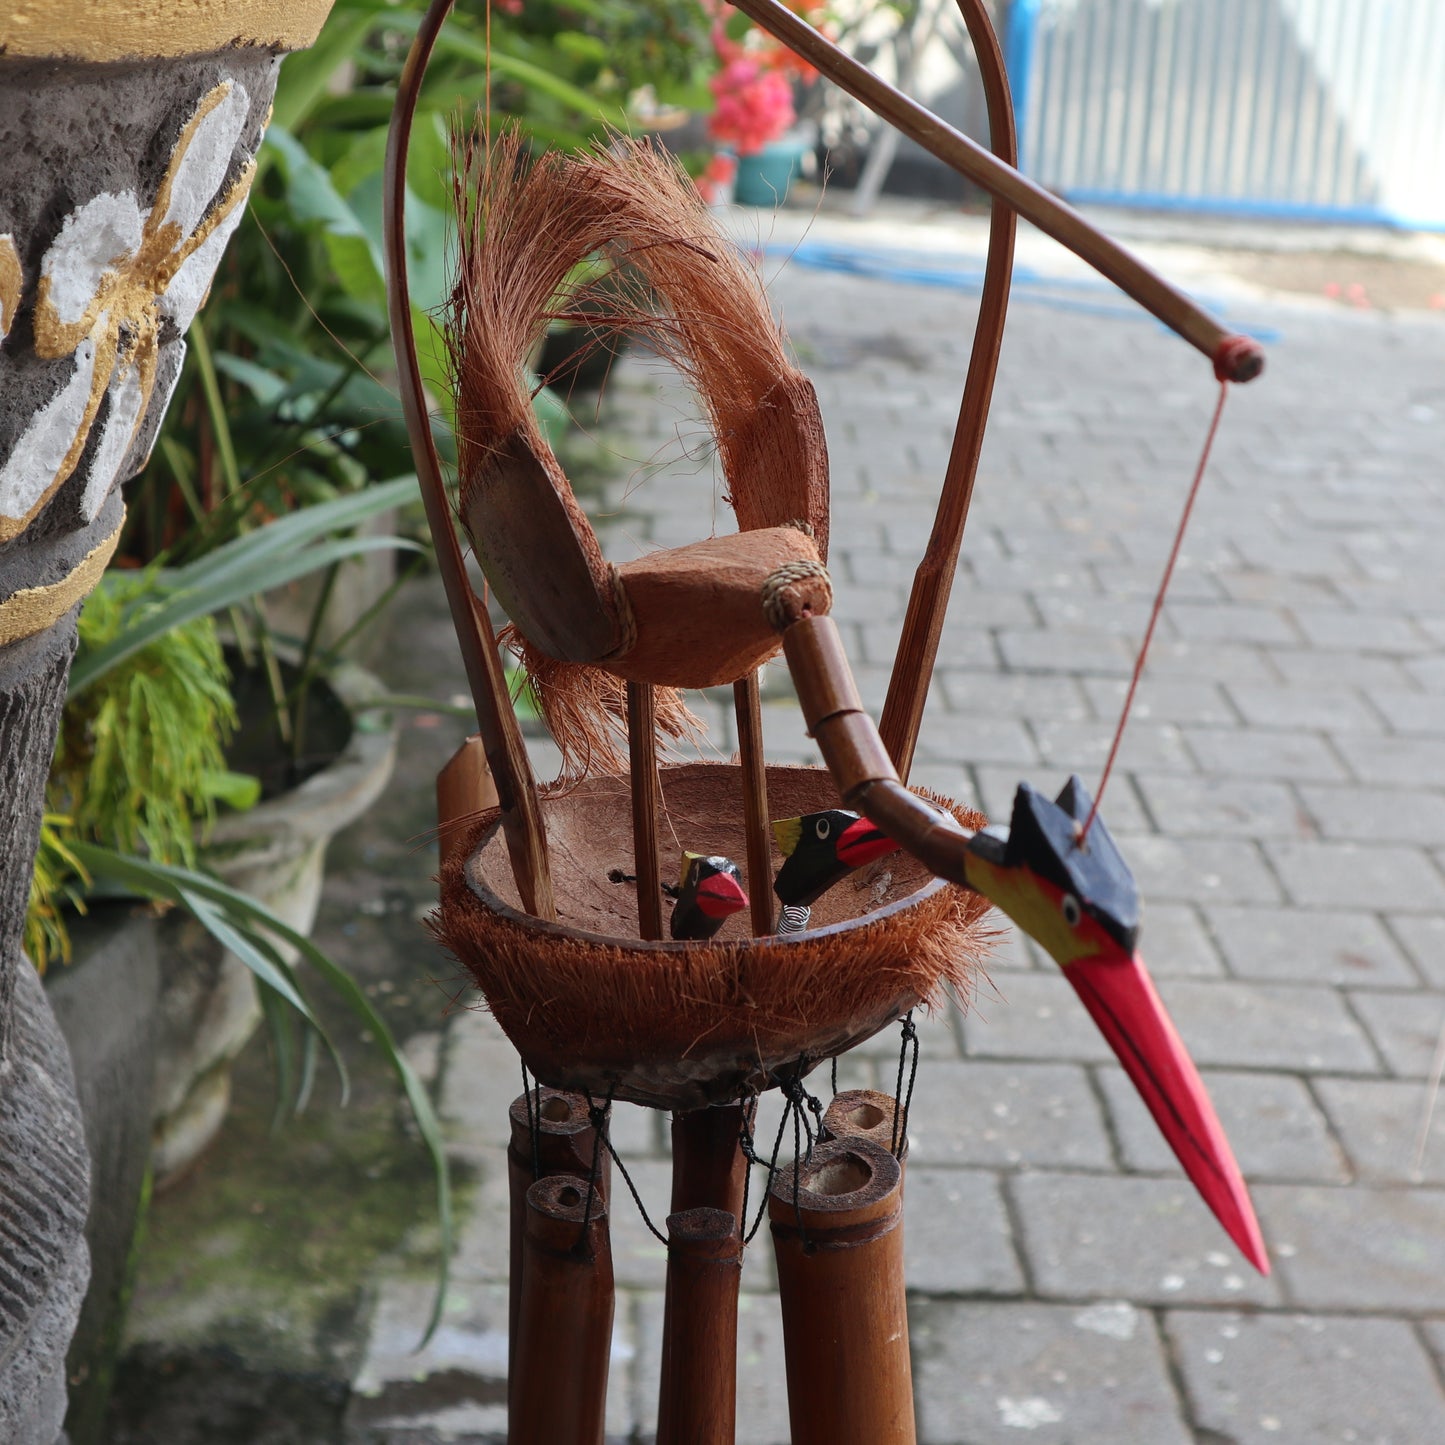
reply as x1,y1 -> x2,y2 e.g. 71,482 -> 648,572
1079,377 -> 1231,845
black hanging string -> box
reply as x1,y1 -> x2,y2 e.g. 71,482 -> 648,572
573,1085 -> 615,1258
581,1086 -> 670,1246
891,1011 -> 920,1159
739,1074 -> 803,1245
830,1054 -> 838,1098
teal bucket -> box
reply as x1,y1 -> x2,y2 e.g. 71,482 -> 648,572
734,141 -> 807,207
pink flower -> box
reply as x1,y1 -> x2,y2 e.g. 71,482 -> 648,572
707,61 -> 795,154
696,152 -> 739,204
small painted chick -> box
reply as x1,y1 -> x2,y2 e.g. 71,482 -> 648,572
771,809 -> 899,913
669,853 -> 749,941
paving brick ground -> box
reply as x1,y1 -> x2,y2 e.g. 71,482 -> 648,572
345,202 -> 1445,1443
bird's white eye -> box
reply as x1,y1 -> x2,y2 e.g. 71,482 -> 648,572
1061,893 -> 1082,927
815,817 -> 831,840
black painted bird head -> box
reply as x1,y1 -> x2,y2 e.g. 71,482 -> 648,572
963,775 -> 1140,962
669,853 -> 749,941
771,808 -> 899,909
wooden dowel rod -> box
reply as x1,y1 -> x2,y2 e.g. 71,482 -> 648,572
769,1139 -> 914,1445
626,682 -> 664,941
733,671 -> 775,937
506,1090 -> 608,1420
729,0 -> 1263,382
655,1208 -> 741,1445
384,0 -> 555,920
879,0 -> 1016,781
510,1175 -> 614,1445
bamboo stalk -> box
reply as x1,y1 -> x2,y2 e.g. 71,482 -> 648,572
510,1174 -> 614,1445
769,1139 -> 914,1445
626,682 -> 664,940
670,1104 -> 748,1219
384,0 -> 555,920
733,670 -> 775,936
822,1089 -> 909,1166
879,0 -> 1016,781
728,0 -> 1264,383
506,1088 -> 609,1418
655,1208 -> 741,1445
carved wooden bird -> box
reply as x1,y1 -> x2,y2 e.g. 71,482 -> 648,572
669,853 -> 749,941
771,809 -> 899,916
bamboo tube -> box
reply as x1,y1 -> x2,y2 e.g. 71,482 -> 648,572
384,0 -> 555,919
728,0 -> 1264,383
655,1208 -> 742,1445
670,1104 -> 748,1219
822,1089 -> 909,1167
626,682 -> 664,941
510,1174 -> 614,1445
733,670 -> 775,937
507,1091 -> 609,1419
436,734 -> 501,873
879,0 -> 1016,781
769,1139 -> 914,1445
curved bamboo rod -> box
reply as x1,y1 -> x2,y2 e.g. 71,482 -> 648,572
878,0 -> 1017,781
384,0 -> 555,919
728,0 -> 1264,383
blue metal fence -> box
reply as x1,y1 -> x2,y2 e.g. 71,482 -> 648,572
1006,0 -> 1445,229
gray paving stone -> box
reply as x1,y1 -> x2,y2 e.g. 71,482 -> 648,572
1298,782 -> 1445,847
441,1009 -> 533,1159
1165,600 -> 1300,646
1116,833 -> 1284,905
904,1169 -> 1025,1295
996,628 -> 1135,676
1097,1065 -> 1348,1182
1152,978 -> 1380,1073
974,765 -> 1151,834
940,670 -> 1092,722
1266,839 -> 1445,910
1081,675 -> 1238,727
911,1299 -> 1192,1445
961,970 -> 1119,1065
861,617 -> 997,669
1226,682 -> 1381,733
1332,730 -> 1445,787
913,710 -> 1041,768
1387,912 -> 1445,987
1138,638 -> 1278,684
1135,772 -> 1306,838
904,1060 -> 1114,1170
1269,646 -> 1415,693
1136,902 -> 1227,977
1184,726 -> 1349,781
1313,1076 -> 1445,1184
1010,1174 -> 1281,1305
1368,687 -> 1445,735
1206,904 -> 1417,987
1347,990 -> 1445,1078
1034,717 -> 1195,773
1293,606 -> 1430,653
1257,1182 -> 1445,1311
1031,592 -> 1157,636
1167,1310 -> 1445,1445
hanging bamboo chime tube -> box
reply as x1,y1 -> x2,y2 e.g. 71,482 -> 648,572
654,1207 -> 742,1445
509,1174 -> 614,1445
770,1139 -> 914,1445
670,1103 -> 748,1219
507,1090 -> 609,1419
822,1089 -> 909,1168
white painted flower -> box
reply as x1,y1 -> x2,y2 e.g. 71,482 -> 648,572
1,78 -> 255,542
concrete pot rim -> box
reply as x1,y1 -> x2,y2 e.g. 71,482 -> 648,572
204,657 -> 397,862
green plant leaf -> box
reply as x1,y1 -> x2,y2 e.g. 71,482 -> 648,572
199,769 -> 263,811
268,1 -> 391,134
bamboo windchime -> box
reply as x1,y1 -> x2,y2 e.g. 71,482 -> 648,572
383,1 -> 1270,1440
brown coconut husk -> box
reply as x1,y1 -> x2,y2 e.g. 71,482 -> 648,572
447,128 -> 831,780
431,762 -> 996,1109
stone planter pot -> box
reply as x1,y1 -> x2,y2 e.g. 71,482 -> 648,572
150,659 -> 397,1184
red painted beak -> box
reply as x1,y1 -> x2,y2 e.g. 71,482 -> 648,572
836,816 -> 899,869
696,871 -> 749,920
1067,949 -> 1269,1274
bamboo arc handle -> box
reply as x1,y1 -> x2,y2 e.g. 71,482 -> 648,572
729,0 -> 1264,383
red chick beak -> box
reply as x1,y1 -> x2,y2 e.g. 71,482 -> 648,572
1066,948 -> 1269,1274
696,870 -> 749,920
